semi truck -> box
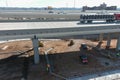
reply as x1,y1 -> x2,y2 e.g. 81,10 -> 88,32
80,14 -> 120,23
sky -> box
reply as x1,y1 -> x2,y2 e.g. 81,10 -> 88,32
0,0 -> 119,8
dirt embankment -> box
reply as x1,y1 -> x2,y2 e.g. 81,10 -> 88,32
0,39 -> 119,80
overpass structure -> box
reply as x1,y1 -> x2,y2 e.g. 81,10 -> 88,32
0,21 -> 120,64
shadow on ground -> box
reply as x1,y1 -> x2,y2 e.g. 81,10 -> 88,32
0,48 -> 119,80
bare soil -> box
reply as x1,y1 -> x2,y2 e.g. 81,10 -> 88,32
0,39 -> 119,80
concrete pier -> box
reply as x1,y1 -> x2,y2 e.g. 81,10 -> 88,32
32,35 -> 40,64
106,33 -> 111,49
116,36 -> 120,51
99,33 -> 104,42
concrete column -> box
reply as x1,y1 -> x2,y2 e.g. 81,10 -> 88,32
116,36 -> 120,51
99,33 -> 103,42
106,33 -> 111,49
32,35 -> 40,64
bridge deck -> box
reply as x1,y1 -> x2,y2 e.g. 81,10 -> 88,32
0,21 -> 119,30
0,21 -> 120,40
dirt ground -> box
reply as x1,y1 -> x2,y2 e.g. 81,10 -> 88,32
0,39 -> 120,80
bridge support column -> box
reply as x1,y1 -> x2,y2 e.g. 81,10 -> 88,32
99,33 -> 104,42
32,35 -> 40,64
116,36 -> 120,51
106,33 -> 111,49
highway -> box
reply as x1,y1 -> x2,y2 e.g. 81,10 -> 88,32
0,12 -> 81,20
0,21 -> 119,30
0,21 -> 120,40
0,10 -> 120,21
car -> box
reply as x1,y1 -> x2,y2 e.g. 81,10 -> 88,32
79,54 -> 88,64
58,11 -> 66,14
81,43 -> 88,50
48,11 -> 54,13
